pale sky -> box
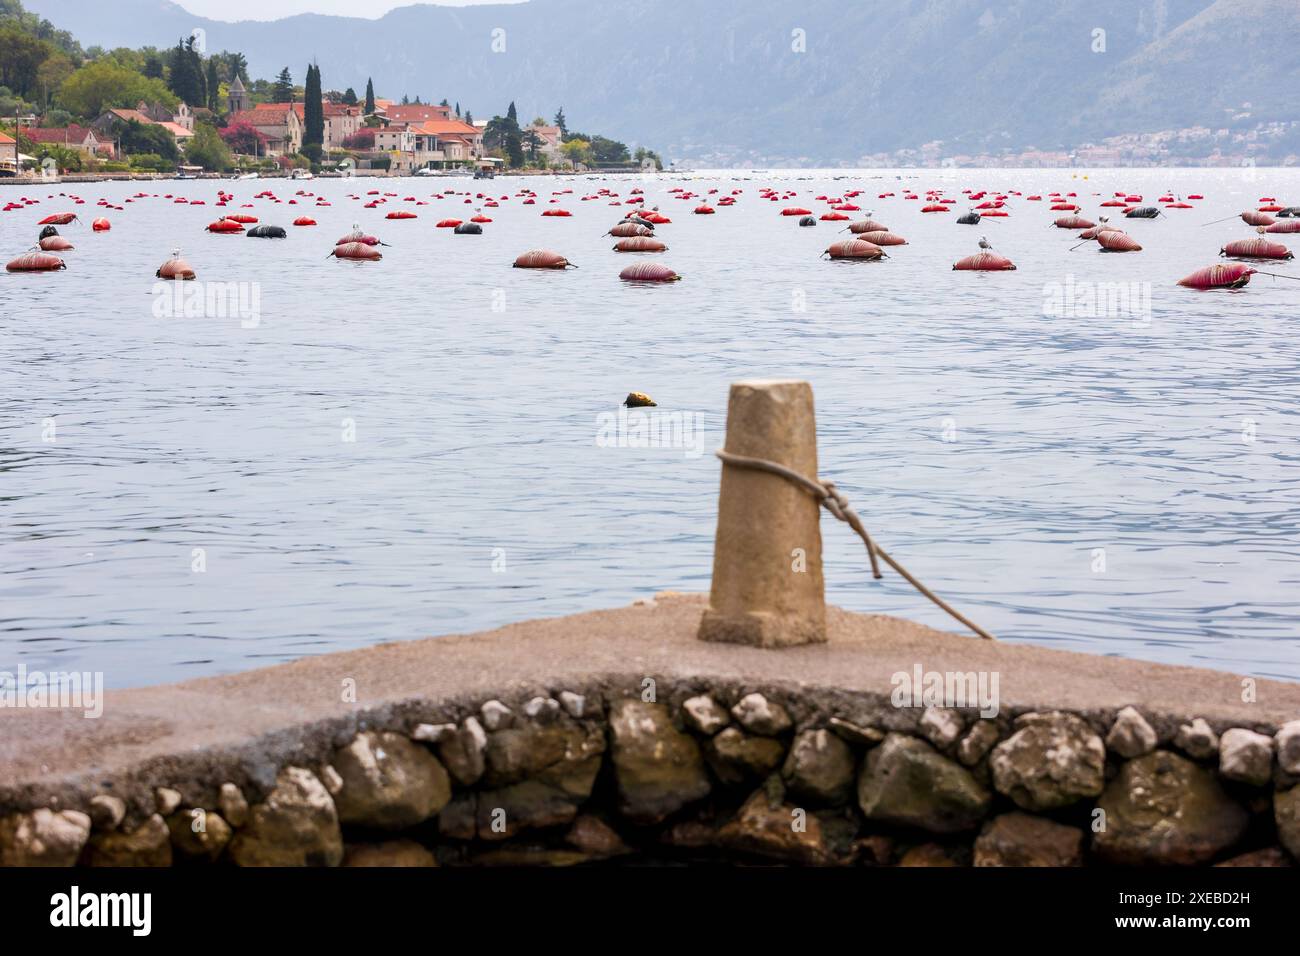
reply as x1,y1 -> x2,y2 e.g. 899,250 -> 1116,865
176,0 -> 520,22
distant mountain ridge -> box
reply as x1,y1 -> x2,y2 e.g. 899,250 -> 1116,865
20,0 -> 1300,164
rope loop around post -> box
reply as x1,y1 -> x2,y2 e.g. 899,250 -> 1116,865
714,449 -> 997,641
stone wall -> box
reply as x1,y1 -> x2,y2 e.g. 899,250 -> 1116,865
4,679 -> 1298,867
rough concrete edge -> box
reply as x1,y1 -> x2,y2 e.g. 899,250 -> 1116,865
3,666 -> 1289,826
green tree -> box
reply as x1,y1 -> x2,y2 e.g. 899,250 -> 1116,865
272,66 -> 293,103
205,58 -> 220,112
501,101 -> 523,167
34,49 -> 73,104
342,86 -> 357,106
167,36 -> 205,106
185,120 -> 231,170
0,0 -> 82,58
57,60 -> 176,119
0,26 -> 51,99
523,126 -> 541,162
303,62 -> 323,149
142,52 -> 164,79
553,107 -> 566,135
363,77 -> 374,113
119,118 -> 178,160
561,138 -> 591,167
219,51 -> 248,84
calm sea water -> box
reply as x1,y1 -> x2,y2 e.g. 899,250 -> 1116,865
2,168 -> 1299,687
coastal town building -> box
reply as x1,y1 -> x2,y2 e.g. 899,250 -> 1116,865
0,130 -> 18,171
528,122 -> 564,162
19,125 -> 115,158
372,115 -> 484,171
91,103 -> 196,148
253,101 -> 364,149
227,107 -> 303,156
226,76 -> 251,114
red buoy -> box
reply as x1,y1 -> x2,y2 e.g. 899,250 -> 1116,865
1055,215 -> 1095,229
613,237 -> 667,252
953,252 -> 1016,271
619,262 -> 680,281
37,213 -> 78,225
333,241 -> 382,261
91,218 -> 111,231
156,253 -> 196,280
781,207 -> 812,216
227,214 -> 258,224
386,211 -> 417,220
541,208 -> 572,217
513,249 -> 575,269
825,239 -> 885,260
207,219 -> 244,233
921,203 -> 948,213
293,217 -> 317,226
1260,220 -> 1300,234
6,251 -> 66,272
694,205 -> 715,214
1178,263 -> 1255,289
435,219 -> 462,228
1241,210 -> 1275,227
609,222 -> 653,237
1097,231 -> 1142,252
1221,237 -> 1293,260
859,231 -> 907,246
39,236 -> 74,251
848,219 -> 890,233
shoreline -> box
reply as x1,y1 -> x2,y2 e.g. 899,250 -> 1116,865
3,592 -> 1296,810
3,592 -> 1297,868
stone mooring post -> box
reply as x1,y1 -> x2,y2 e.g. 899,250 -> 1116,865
697,379 -> 827,647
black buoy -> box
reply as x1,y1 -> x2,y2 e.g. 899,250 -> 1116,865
246,225 -> 287,238
38,225 -> 60,240
798,216 -> 817,227
1125,206 -> 1160,219
1278,206 -> 1300,218
957,212 -> 981,225
454,222 -> 483,235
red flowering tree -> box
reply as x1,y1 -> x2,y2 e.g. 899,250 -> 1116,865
342,128 -> 375,150
220,120 -> 268,156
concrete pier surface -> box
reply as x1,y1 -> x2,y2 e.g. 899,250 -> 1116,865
2,593 -> 1297,811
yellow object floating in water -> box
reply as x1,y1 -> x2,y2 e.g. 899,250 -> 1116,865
624,392 -> 657,408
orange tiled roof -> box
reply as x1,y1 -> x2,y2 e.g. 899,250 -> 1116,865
20,125 -> 99,144
255,102 -> 305,119
384,105 -> 452,123
228,110 -> 292,130
107,108 -> 152,124
412,118 -> 481,137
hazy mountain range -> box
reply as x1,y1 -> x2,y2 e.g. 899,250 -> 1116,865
21,0 -> 1300,165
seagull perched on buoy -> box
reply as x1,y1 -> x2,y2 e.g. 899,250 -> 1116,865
978,236 -> 993,251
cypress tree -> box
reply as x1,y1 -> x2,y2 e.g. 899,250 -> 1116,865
304,63 -> 324,149
364,78 -> 375,114
205,58 -> 220,112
